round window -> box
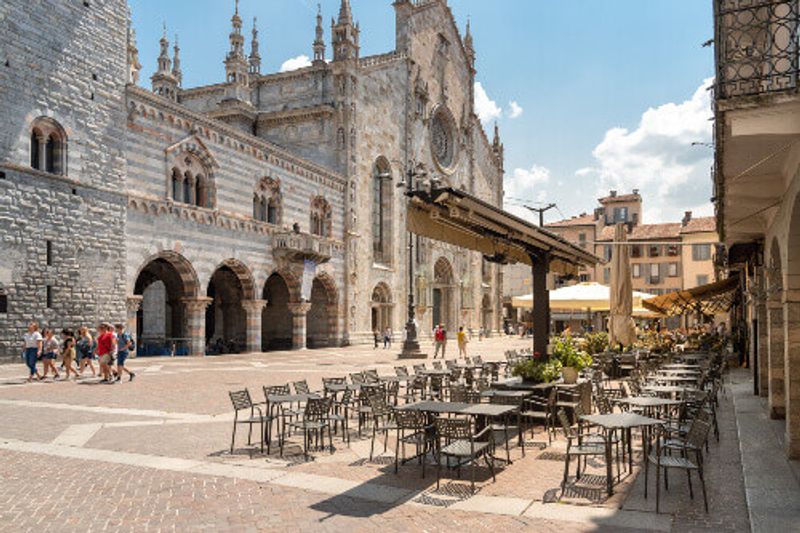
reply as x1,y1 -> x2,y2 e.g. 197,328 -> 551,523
430,107 -> 456,171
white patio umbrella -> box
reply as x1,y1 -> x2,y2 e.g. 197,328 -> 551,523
511,282 -> 657,312
609,223 -> 636,347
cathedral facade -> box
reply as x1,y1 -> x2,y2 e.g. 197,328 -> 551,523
0,0 -> 504,360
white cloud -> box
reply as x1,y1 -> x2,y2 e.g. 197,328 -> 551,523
508,101 -> 523,119
279,55 -> 311,72
587,78 -> 715,223
474,82 -> 502,124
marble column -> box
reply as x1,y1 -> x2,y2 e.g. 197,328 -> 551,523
242,299 -> 267,353
125,295 -> 143,359
768,299 -> 786,418
288,302 -> 312,350
785,298 -> 800,458
182,297 -> 212,357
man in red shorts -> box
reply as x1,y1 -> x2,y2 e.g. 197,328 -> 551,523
96,323 -> 115,383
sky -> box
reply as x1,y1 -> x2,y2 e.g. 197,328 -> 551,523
129,0 -> 716,225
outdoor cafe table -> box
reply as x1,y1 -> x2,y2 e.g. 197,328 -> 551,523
642,385 -> 698,398
617,396 -> 682,419
324,383 -> 360,393
481,389 -> 532,400
419,369 -> 452,377
495,378 -> 592,413
652,376 -> 699,386
579,412 -> 663,496
661,364 -> 701,370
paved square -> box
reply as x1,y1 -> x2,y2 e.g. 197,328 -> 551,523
0,338 -> 747,531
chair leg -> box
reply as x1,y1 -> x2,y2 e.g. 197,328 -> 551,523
369,425 -> 376,461
230,423 -> 237,454
436,450 -> 442,490
561,454 -> 570,497
486,453 -> 496,482
394,432 -> 401,474
259,420 -> 265,454
699,467 -> 709,512
687,469 -> 694,499
656,465 -> 661,513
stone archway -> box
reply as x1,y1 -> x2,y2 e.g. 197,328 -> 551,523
785,192 -> 800,458
307,273 -> 338,349
433,257 -> 455,335
262,273 -> 294,350
371,282 -> 393,334
206,260 -> 255,355
768,239 -> 785,418
133,251 -> 200,356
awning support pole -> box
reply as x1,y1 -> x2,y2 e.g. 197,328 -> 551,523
531,251 -> 550,358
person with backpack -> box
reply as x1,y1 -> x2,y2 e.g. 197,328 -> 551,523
114,323 -> 136,382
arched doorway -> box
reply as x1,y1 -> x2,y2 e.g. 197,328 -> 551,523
307,274 -> 338,348
206,261 -> 254,355
134,252 -> 199,356
371,283 -> 393,333
481,293 -> 493,335
433,257 -> 454,334
262,273 -> 293,350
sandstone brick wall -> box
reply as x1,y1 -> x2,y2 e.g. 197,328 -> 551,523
0,0 -> 129,362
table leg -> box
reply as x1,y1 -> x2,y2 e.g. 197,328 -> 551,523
606,429 -> 613,496
627,427 -> 633,473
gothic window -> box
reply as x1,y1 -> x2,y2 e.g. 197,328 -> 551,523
167,152 -> 214,208
310,196 -> 332,238
372,158 -> 392,264
430,107 -> 456,171
30,117 -> 66,175
254,177 -> 281,225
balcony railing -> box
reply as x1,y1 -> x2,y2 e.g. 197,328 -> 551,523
272,231 -> 332,264
715,0 -> 799,99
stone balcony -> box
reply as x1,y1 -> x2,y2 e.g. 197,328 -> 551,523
272,230 -> 333,264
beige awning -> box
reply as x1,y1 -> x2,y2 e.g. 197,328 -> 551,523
642,276 -> 740,317
407,188 -> 598,275
511,282 -> 658,311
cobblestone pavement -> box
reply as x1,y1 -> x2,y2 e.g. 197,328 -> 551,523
0,338 -> 749,532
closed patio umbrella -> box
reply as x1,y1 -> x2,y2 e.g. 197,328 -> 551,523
609,223 -> 636,347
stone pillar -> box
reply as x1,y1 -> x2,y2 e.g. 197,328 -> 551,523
326,303 -> 340,347
242,299 -> 267,353
126,296 -> 143,359
768,299 -> 786,418
785,299 -> 800,459
182,297 -> 212,357
288,302 -> 312,350
37,135 -> 46,170
756,301 -> 769,397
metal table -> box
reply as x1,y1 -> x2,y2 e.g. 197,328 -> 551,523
617,396 -> 682,419
580,412 -> 663,496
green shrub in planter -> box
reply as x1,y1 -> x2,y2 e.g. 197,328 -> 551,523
552,336 -> 593,371
511,358 -> 562,384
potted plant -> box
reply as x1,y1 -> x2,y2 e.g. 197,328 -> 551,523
552,336 -> 592,384
511,357 -> 562,384
584,331 -> 609,355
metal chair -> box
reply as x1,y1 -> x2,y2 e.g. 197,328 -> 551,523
327,387 -> 353,445
288,396 -> 334,460
366,393 -> 397,460
403,375 -> 427,403
432,360 -> 443,370
557,409 -> 608,499
645,418 -> 711,513
228,389 -> 272,454
363,369 -> 380,384
394,409 -> 434,477
520,388 -> 557,444
434,417 -> 496,493
293,379 -> 311,395
350,372 -> 366,385
488,394 -> 525,461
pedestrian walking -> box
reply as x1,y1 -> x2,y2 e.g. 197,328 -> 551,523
96,323 -> 115,382
433,324 -> 447,358
41,328 -> 61,380
383,327 -> 392,349
61,329 -> 79,380
76,327 -> 96,377
457,326 -> 468,358
22,322 -> 43,382
373,329 -> 380,349
114,323 -> 136,382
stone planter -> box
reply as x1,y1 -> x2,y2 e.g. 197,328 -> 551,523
561,366 -> 579,384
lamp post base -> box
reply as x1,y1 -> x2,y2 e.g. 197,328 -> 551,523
398,320 -> 427,359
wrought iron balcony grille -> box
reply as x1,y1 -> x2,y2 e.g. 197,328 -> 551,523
715,0 -> 799,99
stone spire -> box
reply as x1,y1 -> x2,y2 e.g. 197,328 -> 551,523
225,0 -> 249,86
151,23 -> 178,101
331,0 -> 359,61
172,34 -> 182,87
249,17 -> 261,75
312,4 -> 326,65
337,0 -> 353,25
464,18 -> 475,67
492,122 -> 504,168
126,25 -> 142,85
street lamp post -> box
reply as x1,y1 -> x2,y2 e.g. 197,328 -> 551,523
398,161 -> 428,359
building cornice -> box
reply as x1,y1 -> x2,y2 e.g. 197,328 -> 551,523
256,104 -> 336,126
127,85 -> 346,188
